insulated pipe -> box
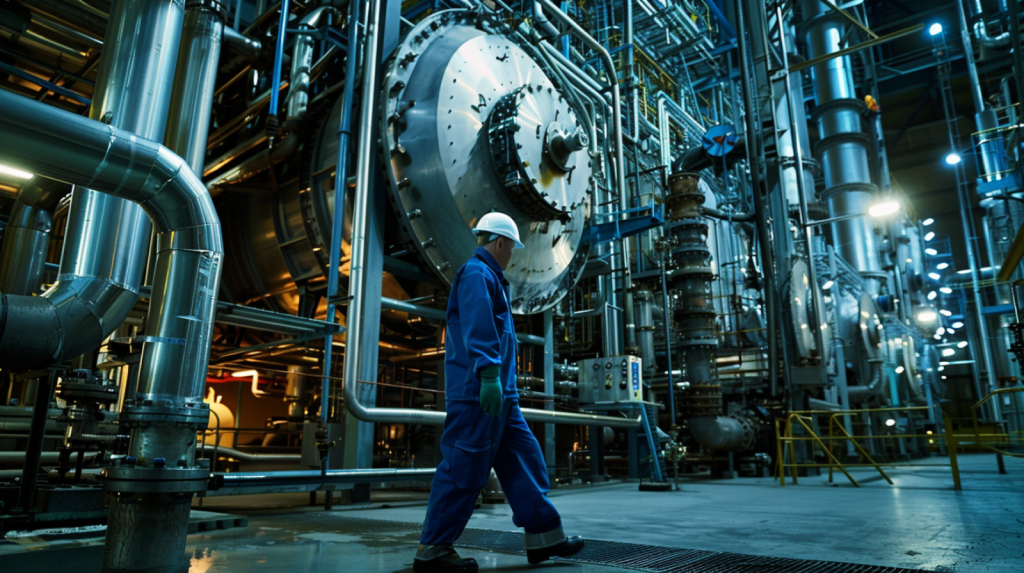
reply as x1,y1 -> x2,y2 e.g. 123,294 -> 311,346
803,0 -> 882,287
0,85 -> 222,573
960,0 -> 988,113
0,93 -> 223,426
0,179 -> 69,295
0,0 -> 184,370
222,25 -> 262,59
165,0 -> 224,174
970,0 -> 1010,49
283,7 -> 337,124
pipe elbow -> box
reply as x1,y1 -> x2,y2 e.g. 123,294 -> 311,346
0,294 -> 63,369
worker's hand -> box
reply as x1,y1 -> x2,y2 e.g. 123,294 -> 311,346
479,366 -> 503,417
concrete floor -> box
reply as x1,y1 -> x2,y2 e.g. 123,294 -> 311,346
2,453 -> 1021,572
190,453 -> 1023,572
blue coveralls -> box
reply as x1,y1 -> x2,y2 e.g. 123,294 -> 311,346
420,247 -> 562,546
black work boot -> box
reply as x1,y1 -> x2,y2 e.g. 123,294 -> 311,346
413,545 -> 479,572
526,535 -> 585,564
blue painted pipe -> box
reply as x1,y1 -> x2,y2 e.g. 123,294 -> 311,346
268,0 -> 291,126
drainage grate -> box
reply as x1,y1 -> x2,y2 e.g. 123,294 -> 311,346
454,528 -> 936,573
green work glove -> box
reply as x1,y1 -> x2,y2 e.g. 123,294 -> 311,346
480,366 -> 503,417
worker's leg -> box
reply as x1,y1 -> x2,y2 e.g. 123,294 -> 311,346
420,401 -> 502,546
492,401 -> 562,535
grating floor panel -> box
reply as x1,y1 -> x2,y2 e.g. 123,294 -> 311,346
454,527 -> 936,573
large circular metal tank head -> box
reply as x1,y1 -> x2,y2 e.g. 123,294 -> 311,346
380,10 -> 593,314
789,259 -> 830,364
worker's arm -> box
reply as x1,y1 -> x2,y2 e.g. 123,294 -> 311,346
457,267 -> 502,377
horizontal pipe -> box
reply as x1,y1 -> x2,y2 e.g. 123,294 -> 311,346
0,451 -> 62,464
200,446 -> 300,463
0,87 -> 223,415
207,468 -> 437,493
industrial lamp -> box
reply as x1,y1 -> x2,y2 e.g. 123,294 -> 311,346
0,163 -> 33,179
806,200 -> 902,227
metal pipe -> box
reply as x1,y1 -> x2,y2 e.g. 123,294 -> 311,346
777,6 -> 827,370
0,0 -> 183,370
222,25 -> 262,59
0,68 -> 222,573
267,0 -> 291,142
960,0 -> 988,113
736,0 -> 780,394
207,467 -> 436,494
0,180 -> 69,295
535,0 -> 633,351
969,0 -> 1010,48
165,0 -> 224,174
283,7 -> 336,124
200,446 -> 301,463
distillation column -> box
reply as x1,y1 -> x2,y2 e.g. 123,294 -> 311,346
802,0 -> 884,291
667,172 -> 754,452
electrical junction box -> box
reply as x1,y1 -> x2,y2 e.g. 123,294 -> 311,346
577,355 -> 643,404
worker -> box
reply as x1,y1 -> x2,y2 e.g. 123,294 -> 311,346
414,212 -> 585,572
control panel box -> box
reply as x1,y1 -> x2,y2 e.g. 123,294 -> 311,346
577,355 -> 643,404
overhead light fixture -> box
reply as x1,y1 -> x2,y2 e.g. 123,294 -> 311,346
922,218 -> 935,226
934,334 -> 943,340
0,163 -> 33,180
925,248 -> 938,256
937,263 -> 949,270
937,327 -> 946,336
957,341 -> 968,348
924,232 -> 936,241
916,311 -> 937,322
928,272 -> 941,280
895,366 -> 905,374
940,287 -> 953,294
868,201 -> 901,217
942,348 -> 956,357
940,309 -> 952,317
885,418 -> 897,427
929,23 -> 943,36
938,366 -> 945,371
952,321 -> 964,328
822,280 -> 834,290
928,291 -> 937,300
945,153 -> 961,165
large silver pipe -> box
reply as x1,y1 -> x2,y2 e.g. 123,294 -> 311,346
0,9 -> 220,573
0,180 -> 68,295
0,0 -> 184,369
0,79 -> 224,422
222,24 -> 262,59
284,7 -> 336,124
803,0 -> 882,286
165,0 -> 224,174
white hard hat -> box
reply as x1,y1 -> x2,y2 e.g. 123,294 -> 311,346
472,212 -> 524,249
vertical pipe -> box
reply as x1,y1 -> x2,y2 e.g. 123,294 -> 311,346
543,309 -> 556,479
735,0 -> 780,393
777,7 -> 826,365
661,264 -> 676,426
321,0 -> 361,471
15,370 -> 58,512
266,0 -> 290,143
165,1 -> 224,174
957,0 -> 986,114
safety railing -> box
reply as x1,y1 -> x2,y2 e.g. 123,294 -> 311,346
776,406 -> 967,489
970,387 -> 1024,458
